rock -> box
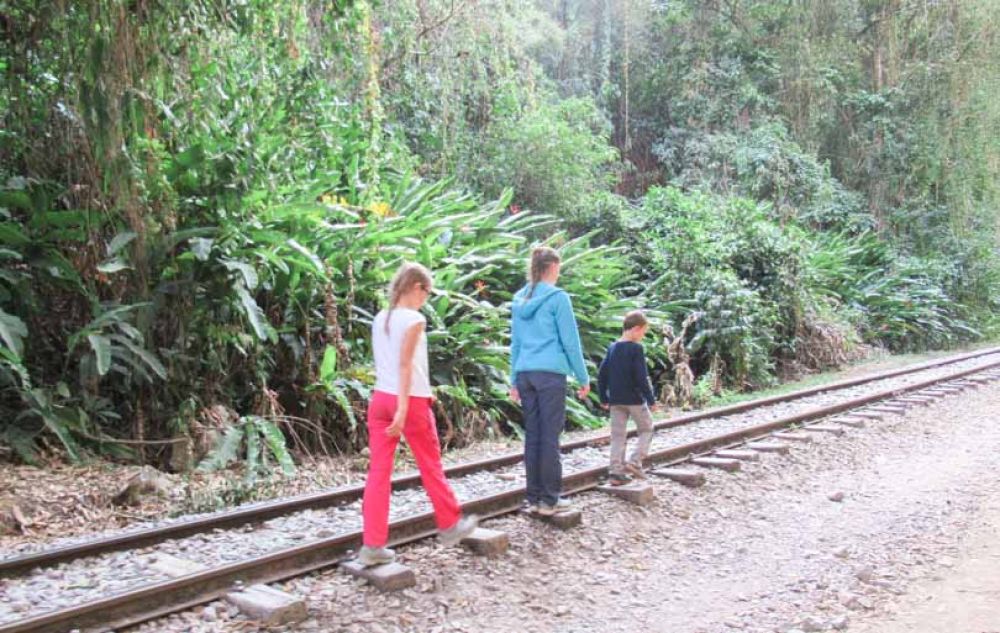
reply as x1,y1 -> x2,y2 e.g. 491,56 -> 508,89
833,547 -> 850,559
828,491 -> 845,502
854,566 -> 874,583
168,435 -> 195,472
0,497 -> 32,534
839,593 -> 866,610
202,606 -> 218,621
113,466 -> 175,506
800,615 -> 829,632
830,615 -> 849,630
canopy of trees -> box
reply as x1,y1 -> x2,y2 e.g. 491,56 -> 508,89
1,0 -> 998,467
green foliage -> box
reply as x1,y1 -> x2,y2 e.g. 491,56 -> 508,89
472,98 -> 619,220
1,0 -> 999,468
805,233 -> 981,352
198,416 -> 296,484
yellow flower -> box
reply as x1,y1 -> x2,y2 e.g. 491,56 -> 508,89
366,201 -> 395,218
320,194 -> 351,207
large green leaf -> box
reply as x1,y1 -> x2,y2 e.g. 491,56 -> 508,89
235,284 -> 275,342
320,345 -> 338,383
87,334 -> 112,376
0,308 -> 27,356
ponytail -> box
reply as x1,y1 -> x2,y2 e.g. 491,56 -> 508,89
527,247 -> 561,298
384,262 -> 433,334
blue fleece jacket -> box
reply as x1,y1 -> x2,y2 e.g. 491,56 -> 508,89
509,282 -> 589,386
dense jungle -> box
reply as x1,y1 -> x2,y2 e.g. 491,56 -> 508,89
1,0 -> 998,474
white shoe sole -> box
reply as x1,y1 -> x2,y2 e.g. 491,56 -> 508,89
439,516 -> 479,546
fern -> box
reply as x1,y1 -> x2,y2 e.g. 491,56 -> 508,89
197,416 -> 295,480
257,417 -> 295,476
197,425 -> 245,472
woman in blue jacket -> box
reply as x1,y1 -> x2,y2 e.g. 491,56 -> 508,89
509,247 -> 590,515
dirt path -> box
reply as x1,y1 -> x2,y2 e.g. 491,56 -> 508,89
853,498 -> 1000,633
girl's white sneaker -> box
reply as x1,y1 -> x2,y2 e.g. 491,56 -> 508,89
439,515 -> 479,546
357,545 -> 396,567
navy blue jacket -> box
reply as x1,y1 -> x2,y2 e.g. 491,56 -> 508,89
597,340 -> 656,406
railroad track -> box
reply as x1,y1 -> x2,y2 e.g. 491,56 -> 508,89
2,347 -> 1000,633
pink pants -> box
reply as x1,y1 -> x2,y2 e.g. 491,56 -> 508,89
362,390 -> 462,547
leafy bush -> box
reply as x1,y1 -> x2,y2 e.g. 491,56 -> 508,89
472,97 -> 619,221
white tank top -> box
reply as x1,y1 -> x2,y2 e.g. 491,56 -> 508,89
372,308 -> 433,398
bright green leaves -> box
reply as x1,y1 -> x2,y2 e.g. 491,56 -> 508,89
198,416 -> 296,483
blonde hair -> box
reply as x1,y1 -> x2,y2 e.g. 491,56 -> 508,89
385,262 -> 433,334
527,246 -> 561,298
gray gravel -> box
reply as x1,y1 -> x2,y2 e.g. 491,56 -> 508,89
198,370 -> 1000,633
1,354 -> 999,627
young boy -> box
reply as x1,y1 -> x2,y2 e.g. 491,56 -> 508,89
597,310 -> 657,485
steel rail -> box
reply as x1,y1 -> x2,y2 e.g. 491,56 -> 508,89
3,357 -> 999,633
2,346 -> 999,579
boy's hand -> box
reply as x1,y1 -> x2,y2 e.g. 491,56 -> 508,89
650,403 -> 662,413
600,403 -> 610,411
577,384 -> 591,400
509,387 -> 520,403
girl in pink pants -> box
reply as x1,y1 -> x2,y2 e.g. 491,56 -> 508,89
358,262 -> 478,566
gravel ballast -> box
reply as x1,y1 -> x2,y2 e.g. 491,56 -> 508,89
0,361 -> 996,631
119,371 -> 1000,632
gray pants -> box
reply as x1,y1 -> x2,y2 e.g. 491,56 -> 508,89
609,404 -> 654,474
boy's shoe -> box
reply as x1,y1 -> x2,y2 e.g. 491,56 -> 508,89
439,514 -> 479,547
624,463 -> 647,480
536,498 -> 573,516
608,472 -> 632,486
521,500 -> 538,514
357,545 -> 395,567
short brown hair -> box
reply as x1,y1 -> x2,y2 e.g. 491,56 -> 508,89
623,310 -> 648,331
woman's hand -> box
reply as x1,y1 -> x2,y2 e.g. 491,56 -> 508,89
386,408 -> 406,437
509,387 -> 520,403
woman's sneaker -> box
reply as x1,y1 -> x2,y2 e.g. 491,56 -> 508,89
439,514 -> 479,546
624,463 -> 647,479
357,545 -> 395,567
609,472 -> 632,486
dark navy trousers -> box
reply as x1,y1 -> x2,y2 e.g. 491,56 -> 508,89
516,371 -> 567,506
